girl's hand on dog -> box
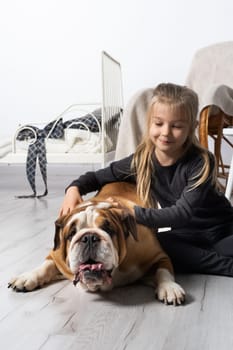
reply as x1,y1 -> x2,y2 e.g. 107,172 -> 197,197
59,186 -> 83,217
106,197 -> 135,216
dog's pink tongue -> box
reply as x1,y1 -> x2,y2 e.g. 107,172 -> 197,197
73,262 -> 112,286
79,263 -> 104,271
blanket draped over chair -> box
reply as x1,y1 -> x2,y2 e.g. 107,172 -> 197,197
115,88 -> 154,160
186,42 -> 233,182
185,41 -> 233,116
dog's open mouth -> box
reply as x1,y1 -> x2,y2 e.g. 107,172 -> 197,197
73,262 -> 112,286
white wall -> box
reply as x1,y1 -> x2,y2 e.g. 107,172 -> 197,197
0,0 -> 233,138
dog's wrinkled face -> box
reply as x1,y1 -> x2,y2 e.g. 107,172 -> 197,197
54,201 -> 137,292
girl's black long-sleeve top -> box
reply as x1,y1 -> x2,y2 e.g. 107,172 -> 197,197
67,147 -> 233,238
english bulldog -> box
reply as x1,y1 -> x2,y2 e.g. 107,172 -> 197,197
8,182 -> 185,305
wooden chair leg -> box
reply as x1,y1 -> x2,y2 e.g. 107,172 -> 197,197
214,111 -> 225,176
198,107 -> 227,186
198,106 -> 210,148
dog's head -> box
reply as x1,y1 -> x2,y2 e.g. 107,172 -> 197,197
52,200 -> 137,292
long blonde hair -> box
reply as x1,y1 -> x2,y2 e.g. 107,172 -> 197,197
131,83 -> 218,207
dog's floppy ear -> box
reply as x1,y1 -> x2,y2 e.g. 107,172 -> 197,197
50,216 -> 74,281
53,217 -> 65,250
122,210 -> 138,241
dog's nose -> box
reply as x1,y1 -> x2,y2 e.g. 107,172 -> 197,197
81,233 -> 100,244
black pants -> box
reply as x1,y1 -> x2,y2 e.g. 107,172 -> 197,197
157,227 -> 233,277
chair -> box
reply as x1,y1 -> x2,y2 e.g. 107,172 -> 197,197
186,42 -> 233,188
198,88 -> 233,181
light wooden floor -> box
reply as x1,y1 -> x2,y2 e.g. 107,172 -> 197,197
1,164 -> 233,350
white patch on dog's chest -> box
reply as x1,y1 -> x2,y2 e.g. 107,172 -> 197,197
112,266 -> 143,287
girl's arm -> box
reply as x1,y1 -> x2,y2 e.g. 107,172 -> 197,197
59,155 -> 135,216
67,154 -> 135,195
134,154 -> 230,230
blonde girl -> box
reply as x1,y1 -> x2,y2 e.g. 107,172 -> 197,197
60,83 -> 233,276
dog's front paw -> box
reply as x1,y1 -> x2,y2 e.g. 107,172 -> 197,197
156,281 -> 185,305
8,272 -> 40,292
8,260 -> 61,292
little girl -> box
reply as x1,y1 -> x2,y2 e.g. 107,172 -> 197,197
60,83 -> 233,276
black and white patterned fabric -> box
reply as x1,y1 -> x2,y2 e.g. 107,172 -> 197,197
16,118 -> 64,198
16,108 -> 121,198
63,109 -> 102,132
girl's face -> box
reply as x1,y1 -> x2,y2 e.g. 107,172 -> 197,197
149,102 -> 190,164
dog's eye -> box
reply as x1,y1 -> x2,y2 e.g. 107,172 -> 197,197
101,220 -> 116,237
66,227 -> 76,241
